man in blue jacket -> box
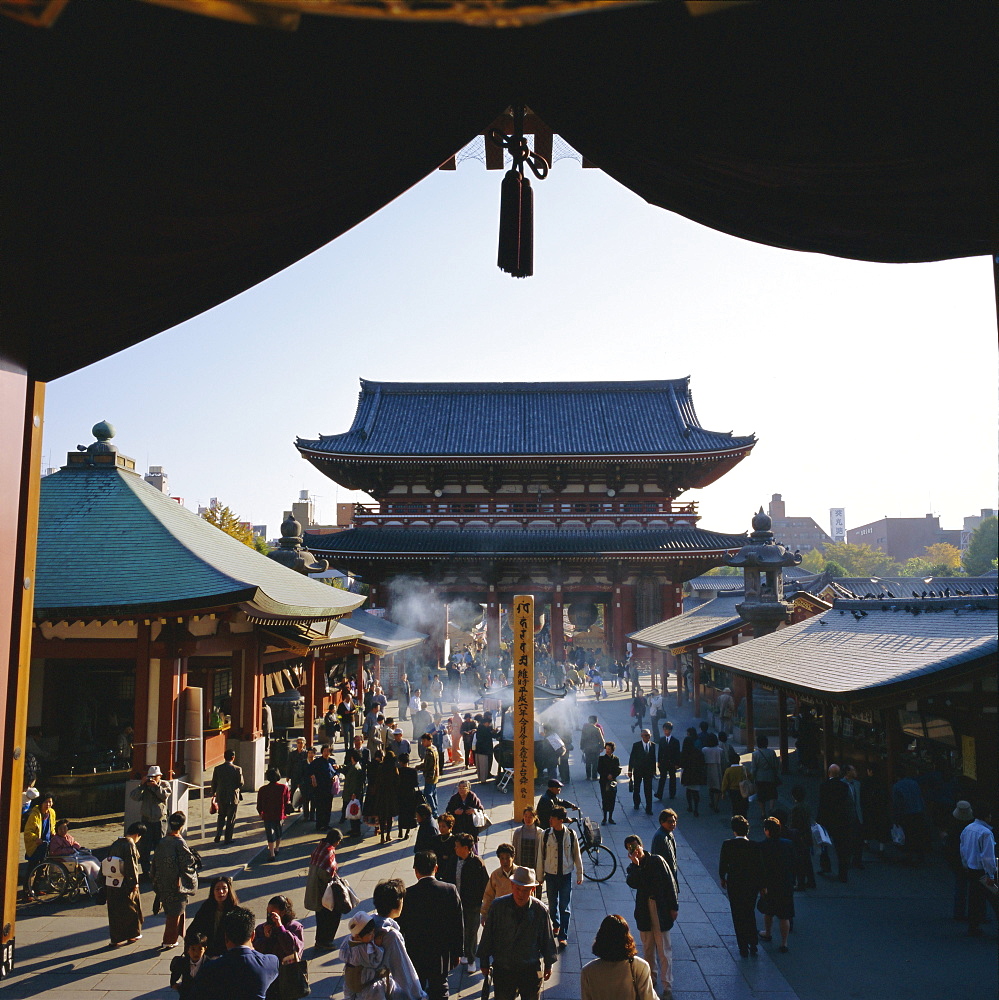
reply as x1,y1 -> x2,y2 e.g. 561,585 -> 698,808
195,907 -> 279,1000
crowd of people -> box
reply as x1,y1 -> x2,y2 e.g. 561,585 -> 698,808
19,660 -> 997,1000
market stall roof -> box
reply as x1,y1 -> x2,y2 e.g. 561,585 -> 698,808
629,592 -> 744,652
701,598 -> 998,708
343,609 -> 428,655
3,0 -> 996,381
35,431 -> 365,625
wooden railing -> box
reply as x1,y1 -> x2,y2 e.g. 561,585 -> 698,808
351,499 -> 699,526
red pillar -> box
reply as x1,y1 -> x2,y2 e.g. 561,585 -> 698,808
304,654 -> 316,747
822,703 -> 835,771
133,622 -> 152,774
778,689 -> 790,774
611,589 -> 624,660
551,588 -> 564,662
620,583 -> 637,660
158,654 -> 179,780
242,641 -> 263,741
486,593 -> 500,665
354,650 -> 365,700
692,651 -> 702,718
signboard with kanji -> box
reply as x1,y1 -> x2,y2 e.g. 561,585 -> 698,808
512,594 -> 535,821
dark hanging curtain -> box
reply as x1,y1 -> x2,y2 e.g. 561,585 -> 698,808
3,0 -> 995,382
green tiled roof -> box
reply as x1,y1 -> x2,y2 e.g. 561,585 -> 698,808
36,466 -> 364,622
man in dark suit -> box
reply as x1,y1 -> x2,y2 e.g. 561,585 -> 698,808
656,721 -> 682,800
628,729 -> 658,814
210,749 -> 243,844
816,763 -> 856,883
194,906 -> 279,1000
718,814 -> 763,957
397,850 -> 464,1000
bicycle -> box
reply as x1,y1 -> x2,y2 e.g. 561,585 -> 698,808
576,812 -> 618,882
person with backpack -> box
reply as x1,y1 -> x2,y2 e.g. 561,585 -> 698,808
534,807 -> 583,950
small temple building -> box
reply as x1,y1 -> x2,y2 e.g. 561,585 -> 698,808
30,423 -> 372,807
297,379 -> 756,676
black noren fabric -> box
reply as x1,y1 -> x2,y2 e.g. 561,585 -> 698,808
2,0 -> 995,380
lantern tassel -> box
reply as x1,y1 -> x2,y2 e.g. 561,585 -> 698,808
517,174 -> 533,278
497,167 -> 523,275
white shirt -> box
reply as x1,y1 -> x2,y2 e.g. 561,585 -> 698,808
959,818 -> 996,878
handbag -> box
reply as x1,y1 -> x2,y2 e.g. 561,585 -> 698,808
890,823 -> 906,847
322,873 -> 359,913
277,958 -> 311,1000
471,808 -> 491,830
811,822 -> 832,848
481,966 -> 491,1000
209,795 -> 218,815
739,778 -> 756,799
627,956 -> 640,1000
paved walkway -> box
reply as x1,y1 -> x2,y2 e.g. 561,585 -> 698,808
2,667 -> 995,998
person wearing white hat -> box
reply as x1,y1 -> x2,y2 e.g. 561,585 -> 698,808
129,764 -> 169,878
477,865 -> 557,1000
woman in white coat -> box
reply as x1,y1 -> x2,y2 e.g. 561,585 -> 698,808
581,914 -> 656,1000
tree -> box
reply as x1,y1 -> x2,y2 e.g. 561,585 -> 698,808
704,565 -> 741,576
899,557 -> 954,578
922,543 -> 961,571
253,534 -> 271,555
799,548 -> 826,574
820,542 -> 900,577
201,500 -> 255,548
962,517 -> 998,576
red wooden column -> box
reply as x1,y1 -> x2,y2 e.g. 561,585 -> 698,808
157,652 -> 179,780
242,641 -> 263,741
744,678 -> 755,751
660,583 -> 681,694
354,649 -> 364,701
778,689 -> 790,774
550,587 -> 565,662
303,654 -> 316,747
132,622 -> 152,774
486,592 -> 500,665
691,651 -> 702,718
822,703 -> 835,771
619,583 -> 637,660
610,588 -> 624,660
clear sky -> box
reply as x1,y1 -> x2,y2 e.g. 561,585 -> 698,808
42,152 -> 998,541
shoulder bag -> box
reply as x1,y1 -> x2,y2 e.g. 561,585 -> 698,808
627,957 -> 641,1000
101,856 -> 125,889
278,958 -> 311,1000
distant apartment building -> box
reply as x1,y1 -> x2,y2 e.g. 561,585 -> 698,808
767,494 -> 832,553
847,513 -> 961,562
961,508 -> 999,551
144,465 -> 168,493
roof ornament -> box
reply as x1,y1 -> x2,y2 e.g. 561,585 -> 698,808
267,514 -> 330,575
76,420 -> 118,465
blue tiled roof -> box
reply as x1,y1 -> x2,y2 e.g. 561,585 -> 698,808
36,466 -> 364,621
702,600 -> 997,703
297,379 -> 756,458
629,593 -> 744,650
304,525 -> 747,557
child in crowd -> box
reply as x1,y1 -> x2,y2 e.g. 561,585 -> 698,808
169,931 -> 207,999
340,911 -> 394,1000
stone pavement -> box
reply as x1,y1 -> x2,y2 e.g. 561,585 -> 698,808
2,668 -> 995,999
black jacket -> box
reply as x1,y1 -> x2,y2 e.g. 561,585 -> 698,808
625,852 -> 678,932
440,853 -> 489,914
396,876 -> 464,977
628,739 -> 658,778
657,735 -> 682,770
718,837 -> 763,899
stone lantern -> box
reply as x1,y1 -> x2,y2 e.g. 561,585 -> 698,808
267,514 -> 329,575
725,508 -> 801,637
724,507 -> 801,760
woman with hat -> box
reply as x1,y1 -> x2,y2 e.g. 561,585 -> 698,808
129,764 -> 170,878
151,811 -> 199,949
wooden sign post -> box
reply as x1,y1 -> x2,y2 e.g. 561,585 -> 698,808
511,594 -> 535,821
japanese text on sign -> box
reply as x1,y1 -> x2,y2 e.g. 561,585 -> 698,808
511,595 -> 535,821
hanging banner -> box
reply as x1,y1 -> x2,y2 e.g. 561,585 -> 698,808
512,595 -> 535,821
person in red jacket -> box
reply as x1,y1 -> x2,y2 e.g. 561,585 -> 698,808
256,768 -> 292,860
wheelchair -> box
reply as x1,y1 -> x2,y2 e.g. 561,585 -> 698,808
27,853 -> 98,902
